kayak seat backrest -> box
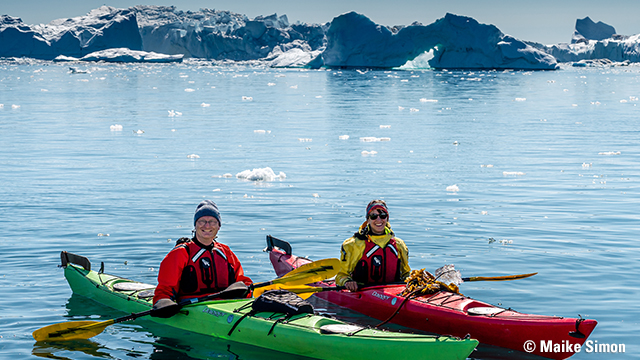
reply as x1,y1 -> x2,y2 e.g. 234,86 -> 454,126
60,251 -> 91,271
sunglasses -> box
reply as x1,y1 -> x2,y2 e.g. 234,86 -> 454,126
368,212 -> 388,220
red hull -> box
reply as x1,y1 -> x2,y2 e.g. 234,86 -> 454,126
268,245 -> 596,360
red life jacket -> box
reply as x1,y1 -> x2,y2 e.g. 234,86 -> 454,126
352,238 -> 401,285
177,240 -> 235,298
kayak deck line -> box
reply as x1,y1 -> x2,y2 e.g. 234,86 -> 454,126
55,252 -> 479,360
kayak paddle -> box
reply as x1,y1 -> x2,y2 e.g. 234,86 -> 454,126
32,258 -> 340,342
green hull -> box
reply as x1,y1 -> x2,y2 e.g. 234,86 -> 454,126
63,262 -> 477,360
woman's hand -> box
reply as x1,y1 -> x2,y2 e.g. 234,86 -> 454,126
345,280 -> 359,292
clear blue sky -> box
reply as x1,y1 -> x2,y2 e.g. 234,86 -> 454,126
3,0 -> 639,44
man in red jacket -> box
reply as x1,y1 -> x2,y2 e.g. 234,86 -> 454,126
151,200 -> 252,317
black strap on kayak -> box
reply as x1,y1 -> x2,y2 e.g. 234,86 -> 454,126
228,311 -> 255,336
374,286 -> 425,328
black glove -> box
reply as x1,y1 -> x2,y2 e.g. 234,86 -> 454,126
150,298 -> 180,318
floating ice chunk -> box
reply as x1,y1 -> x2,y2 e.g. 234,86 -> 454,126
620,99 -> 628,103
298,138 -> 312,142
398,106 -> 405,111
630,96 -> 638,101
591,101 -> 601,105
0,104 -> 3,108
168,110 -> 182,117
184,88 -> 195,92
312,193 -> 320,198
41,89 -> 48,92
11,104 -> 20,109
315,95 -> 322,98
380,125 -> 391,128
420,98 -> 438,103
503,171 -> 525,176
582,162 -> 592,168
409,108 -> 419,112
254,130 -> 267,134
187,154 -> 200,159
339,135 -> 349,140
361,150 -> 378,155
242,96 -> 253,101
267,82 -> 276,86
212,189 -> 221,192
481,164 -> 494,168
110,124 -> 123,131
446,184 -> 459,192
201,102 -> 210,107
514,98 -> 526,101
453,141 -> 459,145
598,151 -> 621,155
222,173 -> 233,178
236,167 -> 286,181
134,129 -> 144,135
360,137 -> 390,142
290,85 -> 298,89
481,211 -> 488,215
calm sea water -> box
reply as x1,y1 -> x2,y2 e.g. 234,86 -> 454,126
1,60 -> 638,360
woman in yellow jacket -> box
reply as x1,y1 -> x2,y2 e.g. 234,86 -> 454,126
336,200 -> 411,291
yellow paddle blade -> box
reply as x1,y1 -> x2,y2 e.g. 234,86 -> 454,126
272,258 -> 340,286
32,319 -> 114,342
253,284 -> 324,299
466,272 -> 538,282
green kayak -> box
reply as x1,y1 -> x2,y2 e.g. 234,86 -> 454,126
57,252 -> 477,360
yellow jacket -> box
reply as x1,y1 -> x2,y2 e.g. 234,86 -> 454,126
335,221 -> 411,286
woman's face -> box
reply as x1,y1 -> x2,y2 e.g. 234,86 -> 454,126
367,210 -> 388,235
195,216 -> 220,245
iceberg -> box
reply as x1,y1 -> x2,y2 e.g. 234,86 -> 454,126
2,5 -> 640,68
55,48 -> 183,63
319,12 -> 558,70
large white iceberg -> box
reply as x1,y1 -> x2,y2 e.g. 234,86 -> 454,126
2,6 -> 640,68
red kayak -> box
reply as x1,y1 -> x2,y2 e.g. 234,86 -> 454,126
265,236 -> 597,360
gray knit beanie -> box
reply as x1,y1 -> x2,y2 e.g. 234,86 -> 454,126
194,200 -> 221,226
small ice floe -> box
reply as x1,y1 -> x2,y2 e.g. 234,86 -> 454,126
290,85 -> 298,89
591,101 -> 601,105
514,98 -> 526,102
599,151 -> 621,155
481,164 -> 494,168
184,88 -> 195,92
41,89 -> 48,92
11,104 -> 20,109
420,98 -> 438,103
69,67 -> 90,74
267,82 -> 276,86
236,167 -> 286,181
97,233 -> 109,237
503,171 -> 525,176
629,96 -> 638,101
312,193 -> 320,198
242,96 -> 253,101
168,110 -> 182,117
409,108 -> 419,112
212,188 -> 221,192
446,184 -> 459,192
222,173 -> 233,178
187,154 -> 200,159
254,130 -> 266,134
110,124 -> 123,131
134,129 -> 144,135
298,138 -> 312,142
315,95 -> 323,99
356,69 -> 367,74
547,80 -> 556,83
361,150 -> 378,156
0,104 -> 3,108
339,135 -> 349,140
401,79 -> 409,82
398,106 -> 405,111
481,211 -> 488,215
453,141 -> 459,145
201,102 -> 210,107
380,125 -> 391,129
360,137 -> 390,142
582,162 -> 592,168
